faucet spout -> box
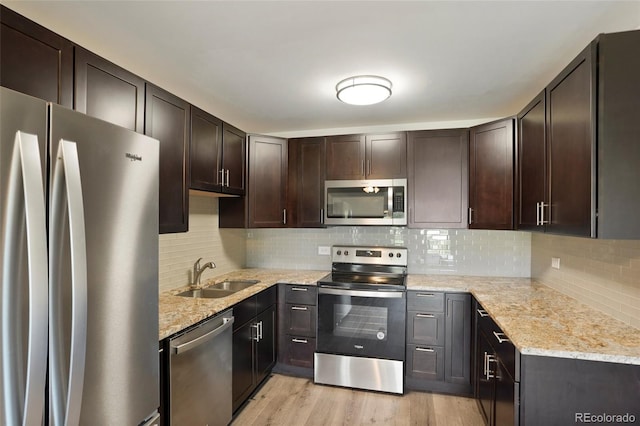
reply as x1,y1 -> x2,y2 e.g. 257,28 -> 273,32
192,258 -> 216,286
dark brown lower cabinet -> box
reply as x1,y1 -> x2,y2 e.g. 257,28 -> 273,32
406,292 -> 471,395
232,288 -> 276,413
275,284 -> 317,377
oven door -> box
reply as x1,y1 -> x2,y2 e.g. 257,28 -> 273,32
316,286 -> 406,361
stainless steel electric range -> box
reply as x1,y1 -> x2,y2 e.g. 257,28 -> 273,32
314,245 -> 408,394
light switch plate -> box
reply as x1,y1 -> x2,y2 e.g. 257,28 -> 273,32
552,257 -> 561,269
318,246 -> 331,255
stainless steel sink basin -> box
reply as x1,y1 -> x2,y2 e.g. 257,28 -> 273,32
175,280 -> 260,299
175,288 -> 235,299
210,280 -> 260,291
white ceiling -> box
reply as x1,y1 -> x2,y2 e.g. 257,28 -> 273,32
4,1 -> 640,137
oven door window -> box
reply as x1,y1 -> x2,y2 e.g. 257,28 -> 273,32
317,292 -> 406,361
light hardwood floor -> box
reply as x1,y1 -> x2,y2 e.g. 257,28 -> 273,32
232,374 -> 485,426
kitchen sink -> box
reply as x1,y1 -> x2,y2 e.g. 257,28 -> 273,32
175,280 -> 260,299
210,280 -> 260,291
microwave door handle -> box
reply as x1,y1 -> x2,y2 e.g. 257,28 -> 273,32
388,186 -> 393,218
2,132 -> 49,425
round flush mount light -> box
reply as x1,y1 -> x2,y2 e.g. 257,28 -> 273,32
336,75 -> 392,105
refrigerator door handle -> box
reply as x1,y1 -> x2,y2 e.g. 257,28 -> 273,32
49,139 -> 88,426
1,132 -> 48,426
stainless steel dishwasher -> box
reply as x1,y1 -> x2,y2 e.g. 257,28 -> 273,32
169,309 -> 234,425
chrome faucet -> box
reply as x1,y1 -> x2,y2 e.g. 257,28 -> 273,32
192,257 -> 216,286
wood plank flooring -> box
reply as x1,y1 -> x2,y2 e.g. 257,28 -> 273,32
232,374 -> 485,426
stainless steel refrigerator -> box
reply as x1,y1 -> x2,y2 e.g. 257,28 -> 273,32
1,87 -> 160,426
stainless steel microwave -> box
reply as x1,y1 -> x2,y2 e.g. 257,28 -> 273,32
324,179 -> 407,226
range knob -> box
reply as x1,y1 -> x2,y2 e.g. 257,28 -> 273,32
396,253 -> 402,258
344,250 -> 349,256
388,253 -> 394,258
336,250 -> 342,256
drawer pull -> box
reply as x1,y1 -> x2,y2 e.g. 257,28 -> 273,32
416,293 -> 436,298
493,331 -> 510,344
416,313 -> 435,318
291,287 -> 308,292
477,309 -> 489,318
291,338 -> 308,344
291,306 -> 308,311
415,347 -> 435,353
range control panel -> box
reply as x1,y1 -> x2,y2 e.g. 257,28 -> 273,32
331,245 -> 408,267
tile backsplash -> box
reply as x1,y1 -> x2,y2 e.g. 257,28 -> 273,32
531,233 -> 640,329
158,195 -> 246,291
247,227 -> 531,277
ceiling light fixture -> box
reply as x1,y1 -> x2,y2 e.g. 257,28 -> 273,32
336,75 -> 392,105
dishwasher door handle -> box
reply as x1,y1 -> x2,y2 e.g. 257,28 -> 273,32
171,316 -> 235,355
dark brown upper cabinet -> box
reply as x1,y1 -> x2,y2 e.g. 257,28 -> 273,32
221,123 -> 247,196
1,5 -> 73,107
407,129 -> 469,228
469,118 -> 515,230
247,135 -> 287,228
189,106 -> 223,192
325,132 -> 407,180
288,137 -> 326,228
144,83 -> 190,234
74,46 -> 145,133
517,91 -> 546,232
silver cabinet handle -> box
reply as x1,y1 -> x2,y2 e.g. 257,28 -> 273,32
258,320 -> 263,341
219,169 -> 225,186
226,169 -> 230,187
366,159 -> 371,176
415,347 -> 435,353
251,323 -> 260,342
493,331 -> 510,344
320,208 -> 324,224
536,202 -> 541,225
291,287 -> 308,292
468,207 -> 473,225
49,139 -> 89,426
485,353 -> 496,379
416,313 -> 435,318
477,308 -> 489,318
3,132 -> 48,426
171,317 -> 234,354
283,209 -> 287,225
416,293 -> 435,297
541,202 -> 550,225
291,338 -> 308,344
291,306 -> 308,311
361,160 -> 365,176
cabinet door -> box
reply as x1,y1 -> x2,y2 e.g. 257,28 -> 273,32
0,5 -> 73,107
494,362 -> 516,426
285,304 -> 316,337
248,135 -> 287,228
325,134 -> 365,180
290,137 -> 326,228
476,330 -> 495,425
469,118 -> 515,230
283,336 -> 315,369
222,122 -> 246,195
406,344 -> 444,381
255,305 -> 276,385
517,91 -> 546,231
407,312 -> 445,346
546,43 -> 595,237
74,47 -> 145,132
445,294 -> 471,386
232,321 -> 255,413
190,106 -> 222,192
144,84 -> 190,233
365,132 -> 407,179
407,130 -> 468,228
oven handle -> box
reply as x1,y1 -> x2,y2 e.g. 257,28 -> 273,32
318,286 -> 404,299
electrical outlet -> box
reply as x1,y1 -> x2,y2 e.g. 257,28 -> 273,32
318,246 -> 331,255
551,257 -> 561,269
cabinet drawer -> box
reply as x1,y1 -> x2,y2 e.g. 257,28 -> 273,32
406,344 -> 444,381
407,291 -> 445,312
285,304 -> 317,337
233,296 -> 256,331
256,286 -> 277,314
283,336 -> 316,369
284,285 -> 317,305
407,311 -> 445,346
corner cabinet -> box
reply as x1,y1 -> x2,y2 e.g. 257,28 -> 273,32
407,129 -> 469,228
406,291 -> 472,396
144,83 -> 190,233
232,287 -> 277,413
518,30 -> 640,239
74,46 -> 145,133
287,137 -> 326,228
469,118 -> 515,230
0,5 -> 73,107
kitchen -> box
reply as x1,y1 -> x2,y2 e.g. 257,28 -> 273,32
1,1 -> 640,426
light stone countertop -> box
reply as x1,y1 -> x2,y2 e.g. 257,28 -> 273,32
408,275 -> 640,365
159,270 -> 640,365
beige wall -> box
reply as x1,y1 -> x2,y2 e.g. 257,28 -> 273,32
531,233 -> 640,329
158,195 -> 246,291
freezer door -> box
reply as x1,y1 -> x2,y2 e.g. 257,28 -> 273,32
49,104 -> 160,426
0,88 -> 49,426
